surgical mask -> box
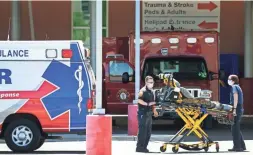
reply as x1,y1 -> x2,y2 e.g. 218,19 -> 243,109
147,83 -> 154,89
228,80 -> 234,86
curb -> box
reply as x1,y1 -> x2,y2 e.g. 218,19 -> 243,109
44,134 -> 183,142
0,134 -> 183,143
111,135 -> 182,142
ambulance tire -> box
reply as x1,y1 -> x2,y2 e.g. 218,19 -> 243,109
35,137 -> 45,150
4,119 -> 41,153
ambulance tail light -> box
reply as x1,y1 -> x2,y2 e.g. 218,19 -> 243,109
62,49 -> 73,58
87,98 -> 93,112
87,90 -> 96,112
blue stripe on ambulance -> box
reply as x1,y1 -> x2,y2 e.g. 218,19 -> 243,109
42,42 -> 90,131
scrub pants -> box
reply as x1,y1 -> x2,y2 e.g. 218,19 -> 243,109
231,111 -> 246,150
136,110 -> 153,150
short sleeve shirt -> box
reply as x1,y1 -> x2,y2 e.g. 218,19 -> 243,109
138,86 -> 155,111
230,84 -> 244,112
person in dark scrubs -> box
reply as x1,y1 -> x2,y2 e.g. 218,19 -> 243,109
136,76 -> 158,153
227,74 -> 246,152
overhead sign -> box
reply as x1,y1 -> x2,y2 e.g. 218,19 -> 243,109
142,1 -> 220,32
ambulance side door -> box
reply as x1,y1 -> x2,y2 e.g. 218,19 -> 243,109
105,59 -> 135,114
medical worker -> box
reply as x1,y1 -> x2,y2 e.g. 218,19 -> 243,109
227,74 -> 246,152
136,76 -> 158,153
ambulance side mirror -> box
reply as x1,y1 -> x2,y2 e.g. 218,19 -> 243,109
132,71 -> 135,82
209,70 -> 226,81
208,71 -> 218,80
219,70 -> 226,80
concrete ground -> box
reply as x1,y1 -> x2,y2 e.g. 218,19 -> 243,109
0,118 -> 252,154
0,140 -> 252,155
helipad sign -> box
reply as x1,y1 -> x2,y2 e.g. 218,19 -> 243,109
142,1 -> 220,32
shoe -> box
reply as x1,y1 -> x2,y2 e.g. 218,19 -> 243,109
144,148 -> 149,152
235,148 -> 244,152
228,148 -> 244,152
136,148 -> 149,153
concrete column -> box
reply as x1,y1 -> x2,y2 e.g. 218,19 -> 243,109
90,1 -> 96,74
11,1 -> 20,40
244,1 -> 253,77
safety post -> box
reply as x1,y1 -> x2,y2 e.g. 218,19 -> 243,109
86,1 -> 111,155
128,0 -> 140,136
128,104 -> 138,135
86,115 -> 112,155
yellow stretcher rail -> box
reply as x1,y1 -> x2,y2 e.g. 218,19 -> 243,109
158,73 -> 222,153
160,107 -> 220,153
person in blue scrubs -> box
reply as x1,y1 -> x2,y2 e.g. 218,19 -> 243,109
227,74 -> 246,152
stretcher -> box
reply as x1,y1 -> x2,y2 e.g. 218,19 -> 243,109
155,73 -> 234,153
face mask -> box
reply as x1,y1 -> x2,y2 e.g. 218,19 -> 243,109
228,80 -> 234,86
147,83 -> 154,89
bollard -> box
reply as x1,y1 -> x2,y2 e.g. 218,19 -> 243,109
86,115 -> 112,155
128,104 -> 138,136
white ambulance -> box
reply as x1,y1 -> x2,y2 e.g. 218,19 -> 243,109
0,40 -> 96,152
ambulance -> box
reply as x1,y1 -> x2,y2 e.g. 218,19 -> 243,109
0,40 -> 95,152
102,31 -> 225,128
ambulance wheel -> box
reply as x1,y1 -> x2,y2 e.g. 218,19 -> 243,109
172,147 -> 179,153
4,119 -> 41,152
160,145 -> 166,152
35,137 -> 45,150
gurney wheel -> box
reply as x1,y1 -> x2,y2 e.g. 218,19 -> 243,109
204,147 -> 209,152
216,147 -> 219,152
160,145 -> 166,152
215,142 -> 220,152
172,147 -> 179,153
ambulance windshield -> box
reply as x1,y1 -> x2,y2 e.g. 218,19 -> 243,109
143,57 -> 208,81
